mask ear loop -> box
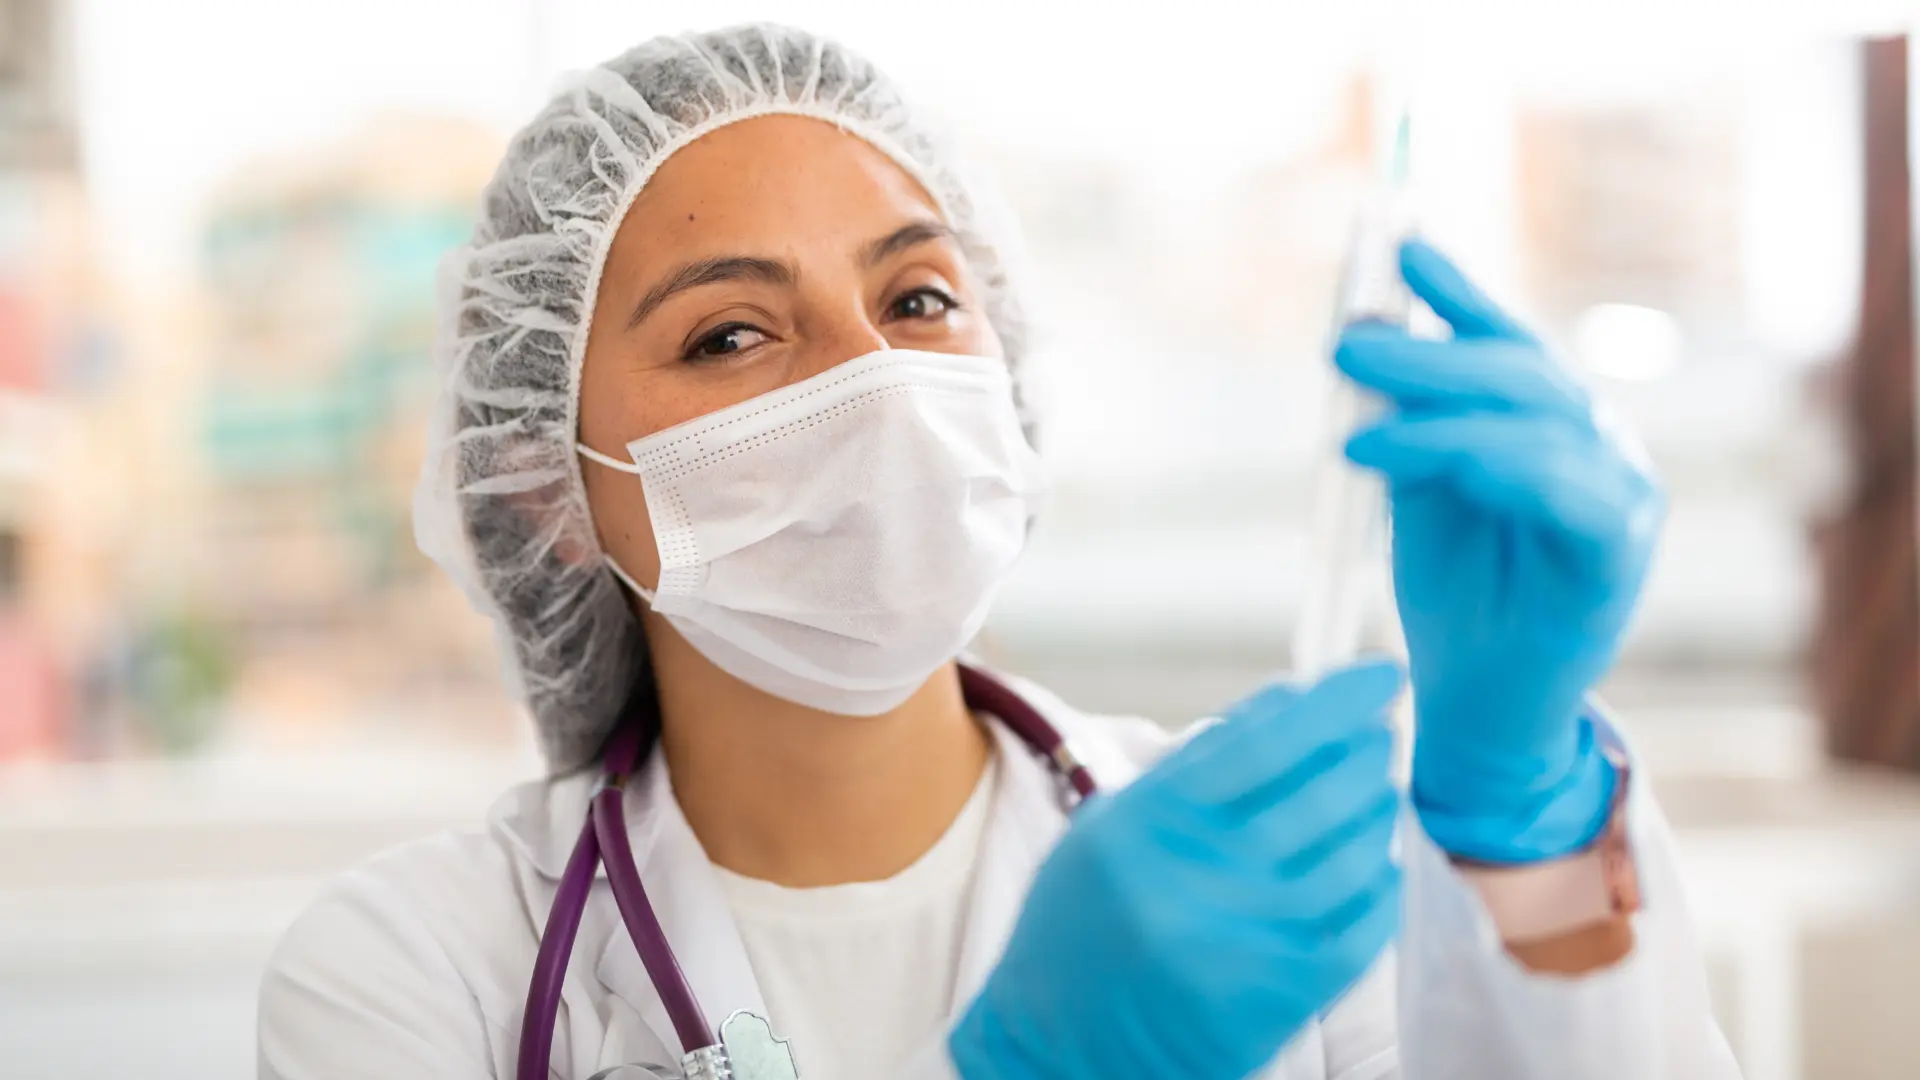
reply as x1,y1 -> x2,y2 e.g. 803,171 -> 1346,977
577,441 -> 641,474
604,556 -> 658,606
577,442 -> 660,605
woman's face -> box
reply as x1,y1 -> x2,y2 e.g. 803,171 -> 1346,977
577,115 -> 1002,591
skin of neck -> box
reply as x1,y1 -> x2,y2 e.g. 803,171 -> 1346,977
641,606 -> 993,888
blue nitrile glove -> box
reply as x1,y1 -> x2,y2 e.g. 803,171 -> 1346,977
949,660 -> 1405,1080
1334,239 -> 1661,863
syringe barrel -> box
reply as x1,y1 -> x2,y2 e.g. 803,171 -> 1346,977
1290,195 -> 1414,679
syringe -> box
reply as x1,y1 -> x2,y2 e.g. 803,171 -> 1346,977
1289,116 -> 1415,680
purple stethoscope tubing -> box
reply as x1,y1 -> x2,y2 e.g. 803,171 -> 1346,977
515,664 -> 1095,1080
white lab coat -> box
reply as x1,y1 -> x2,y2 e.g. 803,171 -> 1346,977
257,675 -> 1740,1079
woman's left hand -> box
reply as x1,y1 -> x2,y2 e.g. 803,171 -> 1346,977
1335,238 -> 1663,863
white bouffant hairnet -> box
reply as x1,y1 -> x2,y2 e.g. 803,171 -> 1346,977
414,23 -> 1034,771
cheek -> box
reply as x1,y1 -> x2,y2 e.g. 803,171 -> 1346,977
577,355 -> 666,589
583,339 -> 802,442
972,319 -> 1004,357
579,343 -> 687,446
941,309 -> 1004,359
582,462 -> 663,589
968,322 -> 1005,361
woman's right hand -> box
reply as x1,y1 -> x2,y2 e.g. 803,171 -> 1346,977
949,660 -> 1405,1080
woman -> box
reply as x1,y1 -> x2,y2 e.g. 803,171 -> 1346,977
258,24 -> 1738,1080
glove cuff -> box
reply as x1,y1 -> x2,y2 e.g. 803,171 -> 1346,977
1412,711 -> 1618,863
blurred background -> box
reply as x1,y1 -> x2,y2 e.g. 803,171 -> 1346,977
3,0 -> 1919,1076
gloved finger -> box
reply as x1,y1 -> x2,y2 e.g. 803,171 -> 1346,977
1345,411 -> 1581,486
1345,413 -> 1658,551
1399,237 -> 1536,343
1139,738 -> 1389,918
1153,664 -> 1382,799
1158,659 -> 1404,807
1259,859 -> 1402,975
1230,725 -> 1395,848
1334,324 -> 1589,422
1178,786 -> 1396,932
1319,861 -> 1402,969
1166,680 -> 1305,764
1266,790 -> 1400,926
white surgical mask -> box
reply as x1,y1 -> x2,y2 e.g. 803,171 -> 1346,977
577,349 -> 1045,715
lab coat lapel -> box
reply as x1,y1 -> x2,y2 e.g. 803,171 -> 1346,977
594,751 -> 769,1057
949,717 -> 1074,1012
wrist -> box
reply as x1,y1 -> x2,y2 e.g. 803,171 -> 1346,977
1413,712 -> 1617,863
1454,732 -> 1642,966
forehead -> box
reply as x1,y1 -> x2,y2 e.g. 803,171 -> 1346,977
614,114 -> 947,266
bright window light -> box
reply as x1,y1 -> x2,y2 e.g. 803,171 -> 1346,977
1572,302 -> 1684,381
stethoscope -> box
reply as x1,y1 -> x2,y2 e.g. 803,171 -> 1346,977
517,663 -> 1099,1080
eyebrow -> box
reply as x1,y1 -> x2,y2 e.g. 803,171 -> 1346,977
623,220 -> 956,331
627,256 -> 795,330
861,220 -> 955,267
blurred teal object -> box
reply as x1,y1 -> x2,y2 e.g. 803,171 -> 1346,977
355,209 -> 471,300
202,383 -> 368,476
198,202 -> 471,480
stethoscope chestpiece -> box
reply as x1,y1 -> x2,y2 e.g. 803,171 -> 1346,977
713,1011 -> 799,1080
587,1010 -> 800,1080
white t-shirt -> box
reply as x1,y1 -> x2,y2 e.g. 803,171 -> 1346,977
712,754 -> 999,1080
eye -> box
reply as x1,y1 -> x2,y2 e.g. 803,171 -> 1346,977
684,322 -> 769,362
887,286 -> 960,322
